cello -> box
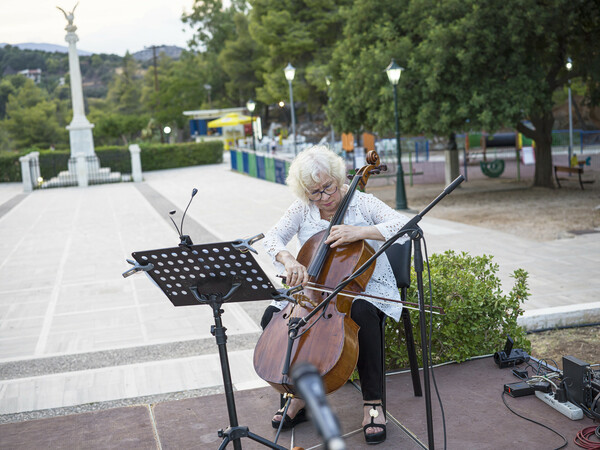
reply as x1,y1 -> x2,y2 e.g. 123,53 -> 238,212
253,150 -> 386,396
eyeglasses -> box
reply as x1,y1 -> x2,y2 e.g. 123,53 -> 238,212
307,183 -> 338,201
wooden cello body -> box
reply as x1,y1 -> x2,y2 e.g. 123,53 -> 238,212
253,151 -> 384,396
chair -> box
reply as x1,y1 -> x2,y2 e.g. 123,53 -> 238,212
381,239 -> 422,414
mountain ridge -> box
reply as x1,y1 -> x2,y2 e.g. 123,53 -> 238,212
0,43 -> 185,60
0,42 -> 93,56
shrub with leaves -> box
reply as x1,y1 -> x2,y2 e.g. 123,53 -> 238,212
385,250 -> 530,370
0,141 -> 224,182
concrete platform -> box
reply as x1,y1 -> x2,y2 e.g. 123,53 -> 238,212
1,357 -> 595,449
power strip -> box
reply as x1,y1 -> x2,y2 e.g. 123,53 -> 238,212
534,391 -> 583,420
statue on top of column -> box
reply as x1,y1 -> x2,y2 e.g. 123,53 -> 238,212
57,2 -> 79,33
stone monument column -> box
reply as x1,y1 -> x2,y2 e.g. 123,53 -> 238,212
58,3 -> 99,175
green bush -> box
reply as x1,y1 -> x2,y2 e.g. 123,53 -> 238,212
138,141 -> 223,171
385,250 -> 530,370
0,141 -> 224,182
0,152 -> 22,182
38,150 -> 70,181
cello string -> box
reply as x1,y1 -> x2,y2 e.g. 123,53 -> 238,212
307,168 -> 363,276
303,283 -> 443,315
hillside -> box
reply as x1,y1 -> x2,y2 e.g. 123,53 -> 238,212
131,45 -> 184,62
0,44 -> 183,99
0,43 -> 93,56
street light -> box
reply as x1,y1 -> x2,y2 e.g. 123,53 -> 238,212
246,99 -> 256,151
204,84 -> 212,107
326,76 -> 335,147
284,63 -> 297,153
385,59 -> 408,210
163,126 -> 172,143
566,57 -> 574,166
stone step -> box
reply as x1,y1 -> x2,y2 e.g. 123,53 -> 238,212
0,333 -> 262,380
0,348 -> 267,418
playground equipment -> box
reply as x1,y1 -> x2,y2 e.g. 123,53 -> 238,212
464,131 -> 534,180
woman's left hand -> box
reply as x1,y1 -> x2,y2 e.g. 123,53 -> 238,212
325,225 -> 366,248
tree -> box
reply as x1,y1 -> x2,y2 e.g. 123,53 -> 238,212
182,0 -> 248,54
330,0 -> 600,187
0,76 -> 22,120
249,0 -> 349,112
3,78 -> 66,148
326,0 -> 410,134
141,52 -> 215,131
217,12 -> 265,105
106,52 -> 144,114
89,110 -> 150,145
401,0 -> 600,187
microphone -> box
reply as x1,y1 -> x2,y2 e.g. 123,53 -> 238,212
168,188 -> 198,247
168,210 -> 182,236
291,362 -> 346,450
180,188 -> 198,237
443,174 -> 465,195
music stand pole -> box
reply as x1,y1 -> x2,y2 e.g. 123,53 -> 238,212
190,286 -> 286,450
198,288 -> 242,448
411,230 -> 435,449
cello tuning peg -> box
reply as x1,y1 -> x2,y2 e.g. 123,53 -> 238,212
378,164 -> 388,172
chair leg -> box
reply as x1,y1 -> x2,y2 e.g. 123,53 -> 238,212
402,304 -> 423,397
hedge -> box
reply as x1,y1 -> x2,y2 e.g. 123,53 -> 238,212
384,250 -> 530,370
0,141 -> 224,182
0,153 -> 22,182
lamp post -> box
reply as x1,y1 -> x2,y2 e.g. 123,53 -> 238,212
284,63 -> 297,153
386,59 -> 408,210
566,58 -> 574,166
246,99 -> 256,151
204,84 -> 212,107
326,76 -> 335,147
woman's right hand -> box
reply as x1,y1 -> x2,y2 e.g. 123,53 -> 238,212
278,251 -> 308,286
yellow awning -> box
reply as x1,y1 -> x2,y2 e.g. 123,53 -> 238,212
207,112 -> 254,128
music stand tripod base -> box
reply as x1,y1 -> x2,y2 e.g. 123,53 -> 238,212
129,241 -> 286,450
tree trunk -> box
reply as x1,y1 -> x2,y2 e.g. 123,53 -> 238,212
516,111 -> 555,188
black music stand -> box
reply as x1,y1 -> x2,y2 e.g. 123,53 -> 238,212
125,238 -> 287,450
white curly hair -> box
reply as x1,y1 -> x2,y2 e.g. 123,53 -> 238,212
286,145 -> 346,203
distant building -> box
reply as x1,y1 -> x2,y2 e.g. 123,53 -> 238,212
183,107 -> 245,138
18,68 -> 42,84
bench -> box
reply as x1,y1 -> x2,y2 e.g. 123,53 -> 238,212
554,165 -> 594,190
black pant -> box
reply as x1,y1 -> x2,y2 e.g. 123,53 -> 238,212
351,299 -> 384,401
260,299 -> 384,401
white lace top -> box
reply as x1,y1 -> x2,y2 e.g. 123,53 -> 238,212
263,189 -> 409,321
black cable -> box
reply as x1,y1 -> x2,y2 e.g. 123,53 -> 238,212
501,391 -> 568,450
423,236 -> 447,450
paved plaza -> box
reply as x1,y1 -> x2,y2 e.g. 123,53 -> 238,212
0,160 -> 599,423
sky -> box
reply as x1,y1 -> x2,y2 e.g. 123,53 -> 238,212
0,0 -> 197,55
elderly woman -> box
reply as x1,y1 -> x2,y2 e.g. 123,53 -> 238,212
261,145 -> 408,445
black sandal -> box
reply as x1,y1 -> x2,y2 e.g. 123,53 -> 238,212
271,407 -> 307,430
363,403 -> 386,445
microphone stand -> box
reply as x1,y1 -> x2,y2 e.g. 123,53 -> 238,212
283,175 -> 465,448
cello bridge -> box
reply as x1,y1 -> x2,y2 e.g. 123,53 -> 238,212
293,293 -> 319,309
